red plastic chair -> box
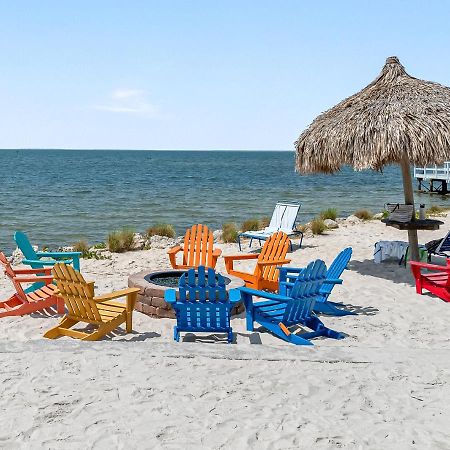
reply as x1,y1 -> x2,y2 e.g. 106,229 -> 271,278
0,252 -> 64,317
410,260 -> 450,303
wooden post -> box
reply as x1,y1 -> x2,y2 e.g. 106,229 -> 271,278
400,153 -> 419,261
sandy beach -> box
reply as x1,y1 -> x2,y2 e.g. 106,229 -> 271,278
1,218 -> 450,449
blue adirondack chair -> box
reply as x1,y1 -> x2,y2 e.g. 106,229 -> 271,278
239,259 -> 344,346
279,247 -> 354,317
14,231 -> 81,272
164,266 -> 241,343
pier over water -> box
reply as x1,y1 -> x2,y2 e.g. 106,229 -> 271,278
414,162 -> 450,195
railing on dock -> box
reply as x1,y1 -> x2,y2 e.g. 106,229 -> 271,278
414,162 -> 450,182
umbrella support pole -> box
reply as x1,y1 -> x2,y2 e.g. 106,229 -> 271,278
400,153 -> 420,261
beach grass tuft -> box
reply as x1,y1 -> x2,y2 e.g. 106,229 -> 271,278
222,223 -> 238,243
73,240 -> 89,257
260,216 -> 270,228
426,205 -> 447,216
146,223 -> 176,238
310,218 -> 326,235
320,208 -> 338,221
107,228 -> 135,253
354,209 -> 373,220
241,218 -> 261,232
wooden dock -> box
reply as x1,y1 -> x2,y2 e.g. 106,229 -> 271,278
414,163 -> 450,195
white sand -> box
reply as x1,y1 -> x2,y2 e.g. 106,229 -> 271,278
1,219 -> 450,449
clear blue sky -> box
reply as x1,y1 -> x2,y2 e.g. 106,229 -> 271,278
0,0 -> 449,150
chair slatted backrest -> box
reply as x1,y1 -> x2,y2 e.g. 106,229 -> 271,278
283,259 -> 327,325
257,231 -> 290,283
0,252 -> 28,302
52,263 -> 102,323
176,266 -> 230,331
266,202 -> 300,233
436,231 -> 450,254
320,248 -> 352,299
14,231 -> 40,265
182,224 -> 215,268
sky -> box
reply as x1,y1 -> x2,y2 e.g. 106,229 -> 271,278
0,0 -> 449,150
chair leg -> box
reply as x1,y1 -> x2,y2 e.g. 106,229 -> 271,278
56,297 -> 65,314
173,326 -> 180,342
228,330 -> 233,343
126,292 -> 137,333
43,317 -> 79,339
260,320 -> 314,346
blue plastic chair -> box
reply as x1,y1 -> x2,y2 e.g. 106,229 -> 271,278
239,259 -> 344,346
164,266 -> 241,343
14,231 -> 81,272
279,248 -> 354,316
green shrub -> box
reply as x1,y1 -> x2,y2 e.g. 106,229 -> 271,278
146,223 -> 176,238
354,209 -> 373,220
222,223 -> 238,243
310,218 -> 326,235
381,210 -> 389,219
92,242 -> 107,249
107,228 -> 135,253
73,240 -> 89,257
320,208 -> 338,221
241,218 -> 261,232
426,205 -> 447,216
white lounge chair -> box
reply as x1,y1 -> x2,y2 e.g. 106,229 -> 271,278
237,201 -> 303,251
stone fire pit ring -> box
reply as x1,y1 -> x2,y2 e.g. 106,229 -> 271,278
128,269 -> 246,319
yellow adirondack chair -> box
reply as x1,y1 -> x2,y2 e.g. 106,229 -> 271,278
168,224 -> 221,269
224,231 -> 291,291
44,263 -> 140,341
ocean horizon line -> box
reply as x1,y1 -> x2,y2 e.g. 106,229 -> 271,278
0,148 -> 294,152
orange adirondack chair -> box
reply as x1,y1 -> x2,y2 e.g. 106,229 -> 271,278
168,224 -> 221,269
410,260 -> 450,302
0,252 -> 64,317
224,231 -> 291,291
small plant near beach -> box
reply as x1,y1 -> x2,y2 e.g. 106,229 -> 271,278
73,240 -> 89,257
260,216 -> 270,228
146,223 -> 176,238
310,218 -> 326,235
241,218 -> 260,232
107,228 -> 135,253
381,210 -> 389,219
354,209 -> 373,220
426,205 -> 447,216
320,208 -> 338,221
92,242 -> 107,249
222,222 -> 238,243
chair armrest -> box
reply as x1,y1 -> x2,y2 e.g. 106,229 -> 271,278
167,246 -> 182,255
323,278 -> 343,285
228,288 -> 241,303
164,289 -> 177,303
410,261 -> 450,272
257,259 -> 291,267
239,287 -> 291,303
13,267 -> 53,274
224,254 -> 259,261
212,248 -> 222,257
22,258 -> 67,266
94,287 -> 140,302
278,267 -> 304,274
13,275 -> 54,283
36,251 -> 81,258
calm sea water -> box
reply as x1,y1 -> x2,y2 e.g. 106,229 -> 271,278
1,150 -> 448,254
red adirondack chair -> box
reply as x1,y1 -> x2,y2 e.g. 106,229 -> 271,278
0,252 -> 64,317
410,260 -> 450,303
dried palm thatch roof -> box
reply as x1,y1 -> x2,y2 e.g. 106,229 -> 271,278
295,56 -> 450,174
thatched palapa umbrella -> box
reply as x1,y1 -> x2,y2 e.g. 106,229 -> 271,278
295,56 -> 450,261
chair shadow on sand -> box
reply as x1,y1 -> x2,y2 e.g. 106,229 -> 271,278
348,259 -> 416,287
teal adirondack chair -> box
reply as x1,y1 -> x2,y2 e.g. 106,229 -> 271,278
279,247 -> 354,316
164,266 -> 241,343
14,231 -> 81,272
239,259 -> 344,345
